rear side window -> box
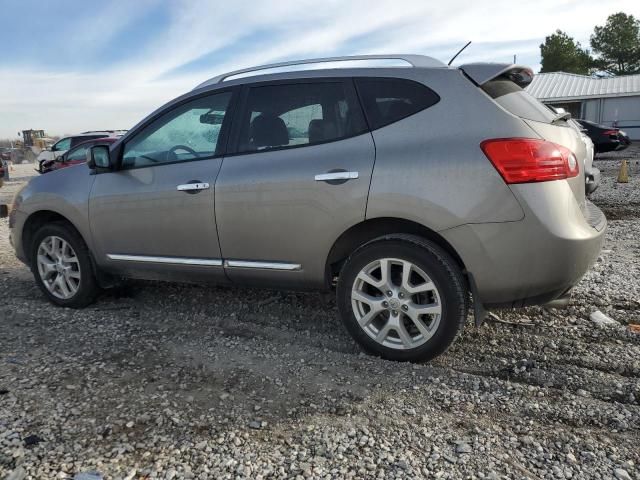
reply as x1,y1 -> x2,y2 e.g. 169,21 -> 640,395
355,78 -> 440,130
236,81 -> 367,153
482,78 -> 556,124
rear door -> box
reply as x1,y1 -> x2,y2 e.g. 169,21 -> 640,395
89,89 -> 236,282
215,78 -> 375,288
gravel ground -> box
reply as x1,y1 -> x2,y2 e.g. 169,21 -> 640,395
592,144 -> 640,221
1,159 -> 639,480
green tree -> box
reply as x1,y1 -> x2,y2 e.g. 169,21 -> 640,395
590,12 -> 640,75
540,30 -> 592,74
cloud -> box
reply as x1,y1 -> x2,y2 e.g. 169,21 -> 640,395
0,0 -> 637,138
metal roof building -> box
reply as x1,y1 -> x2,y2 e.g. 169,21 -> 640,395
526,72 -> 640,140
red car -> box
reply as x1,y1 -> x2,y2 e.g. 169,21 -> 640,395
39,137 -> 118,174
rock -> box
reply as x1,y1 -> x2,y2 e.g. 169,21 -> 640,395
248,421 -> 262,430
590,310 -> 619,327
23,434 -> 43,446
165,468 -> 177,480
566,452 -> 577,464
123,470 -> 137,480
74,473 -> 103,480
6,467 -> 26,480
443,454 -> 457,464
0,453 -> 13,466
455,442 -> 472,454
614,469 -> 632,480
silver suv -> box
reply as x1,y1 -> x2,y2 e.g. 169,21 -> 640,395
8,55 -> 606,362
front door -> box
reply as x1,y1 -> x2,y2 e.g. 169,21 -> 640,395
89,89 -> 235,282
215,79 -> 375,288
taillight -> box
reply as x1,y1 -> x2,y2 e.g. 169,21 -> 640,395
480,138 -> 579,184
602,130 -> 618,136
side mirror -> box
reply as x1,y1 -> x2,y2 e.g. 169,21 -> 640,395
87,145 -> 112,170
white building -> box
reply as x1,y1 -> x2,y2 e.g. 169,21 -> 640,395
526,72 -> 640,140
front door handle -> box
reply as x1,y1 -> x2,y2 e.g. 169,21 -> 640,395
177,182 -> 210,194
314,171 -> 359,182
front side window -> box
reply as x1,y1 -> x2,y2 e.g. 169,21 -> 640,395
355,78 -> 440,130
65,143 -> 93,162
52,138 -> 71,152
122,91 -> 232,169
237,82 -> 366,153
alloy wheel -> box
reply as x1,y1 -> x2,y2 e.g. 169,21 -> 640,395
351,258 -> 442,350
36,236 -> 81,300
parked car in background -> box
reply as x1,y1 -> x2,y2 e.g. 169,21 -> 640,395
547,108 -> 600,195
36,130 -> 127,170
39,137 -> 119,174
576,119 -> 630,153
8,55 -> 606,362
0,147 -> 13,163
568,119 -> 600,194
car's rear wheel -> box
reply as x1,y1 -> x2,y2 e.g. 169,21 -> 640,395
337,235 -> 467,362
31,223 -> 99,308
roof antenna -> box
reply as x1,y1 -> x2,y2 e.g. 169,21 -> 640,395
447,41 -> 472,66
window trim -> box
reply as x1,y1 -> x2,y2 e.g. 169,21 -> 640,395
226,77 -> 370,158
353,77 -> 441,131
115,86 -> 239,172
70,135 -> 108,149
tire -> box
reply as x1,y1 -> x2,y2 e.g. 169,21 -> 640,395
30,222 -> 100,308
337,234 -> 468,362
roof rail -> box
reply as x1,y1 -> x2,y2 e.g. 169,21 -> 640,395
194,54 -> 446,90
81,130 -> 128,134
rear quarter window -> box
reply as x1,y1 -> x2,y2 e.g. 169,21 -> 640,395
355,78 -> 440,130
482,78 -> 556,124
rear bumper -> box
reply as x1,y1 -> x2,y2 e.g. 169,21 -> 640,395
441,181 -> 606,307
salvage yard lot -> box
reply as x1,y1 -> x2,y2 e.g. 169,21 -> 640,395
1,159 -> 639,479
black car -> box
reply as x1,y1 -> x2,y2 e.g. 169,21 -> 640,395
576,119 -> 631,153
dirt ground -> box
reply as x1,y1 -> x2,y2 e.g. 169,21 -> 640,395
0,157 -> 639,480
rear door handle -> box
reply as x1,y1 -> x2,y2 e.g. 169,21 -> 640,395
314,171 -> 359,182
177,182 -> 210,193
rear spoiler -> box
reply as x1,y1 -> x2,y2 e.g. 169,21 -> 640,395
459,63 -> 534,88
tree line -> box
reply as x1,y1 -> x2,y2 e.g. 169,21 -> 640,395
540,12 -> 640,76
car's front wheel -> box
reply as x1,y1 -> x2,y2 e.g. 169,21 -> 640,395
31,222 -> 100,308
337,235 -> 468,362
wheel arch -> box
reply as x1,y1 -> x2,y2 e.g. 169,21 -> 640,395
325,217 -> 467,286
22,210 -> 86,267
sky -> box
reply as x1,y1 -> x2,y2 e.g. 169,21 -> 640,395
0,0 -> 637,139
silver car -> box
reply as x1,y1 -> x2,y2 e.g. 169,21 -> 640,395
7,55 -> 606,362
